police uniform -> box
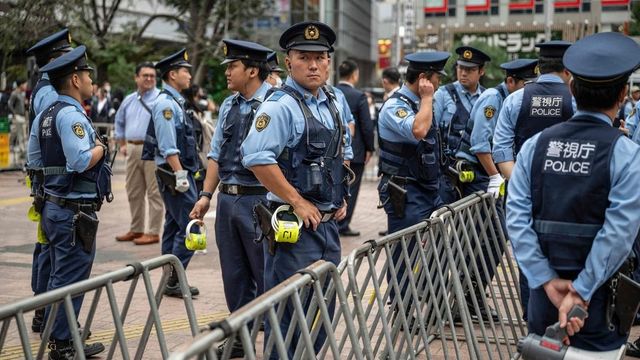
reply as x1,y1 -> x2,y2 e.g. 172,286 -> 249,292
207,39 -> 272,322
27,46 -> 108,359
240,21 -> 352,358
434,46 -> 490,203
25,29 -> 73,332
141,49 -> 200,296
492,41 -> 575,167
377,51 -> 450,310
507,32 -> 640,351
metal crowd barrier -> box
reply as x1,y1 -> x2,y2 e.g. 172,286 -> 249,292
0,254 -> 198,360
169,260 -> 363,360
171,192 -> 527,359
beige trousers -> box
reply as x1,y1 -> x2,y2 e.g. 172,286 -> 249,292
125,143 -> 163,234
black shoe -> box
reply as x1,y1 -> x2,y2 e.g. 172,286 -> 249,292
164,283 -> 199,298
339,228 -> 361,237
628,337 -> 640,358
32,308 -> 44,332
48,339 -> 105,359
453,302 -> 500,323
216,338 -> 245,358
378,230 -> 388,236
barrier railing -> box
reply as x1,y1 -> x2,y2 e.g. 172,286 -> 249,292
0,254 -> 198,360
169,260 -> 362,360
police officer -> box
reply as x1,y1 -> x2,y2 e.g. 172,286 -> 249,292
434,46 -> 490,203
377,51 -> 449,317
508,32 -> 640,350
241,21 -> 352,357
454,59 -> 537,321
27,45 -> 108,359
142,49 -> 199,297
265,52 -> 284,87
492,40 -> 575,180
25,28 -> 73,333
189,39 -> 273,358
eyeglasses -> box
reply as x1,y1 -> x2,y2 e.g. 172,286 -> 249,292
140,74 -> 156,79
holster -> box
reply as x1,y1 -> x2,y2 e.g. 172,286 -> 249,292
608,254 -> 640,336
156,165 -> 177,195
72,211 -> 99,253
33,194 -> 45,214
388,177 -> 407,218
253,202 -> 275,255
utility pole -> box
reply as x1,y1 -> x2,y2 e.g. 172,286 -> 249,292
544,0 -> 553,41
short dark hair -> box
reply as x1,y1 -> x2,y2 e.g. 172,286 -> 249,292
50,73 -> 74,92
338,60 -> 358,79
239,59 -> 270,82
382,67 -> 401,84
162,67 -> 179,82
571,77 -> 627,112
538,56 -> 565,74
405,68 -> 435,85
135,62 -> 155,75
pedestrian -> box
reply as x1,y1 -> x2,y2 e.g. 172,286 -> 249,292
381,67 -> 401,101
114,62 -> 163,245
433,46 -> 490,204
336,59 -> 375,237
90,86 -> 113,124
508,32 -> 640,351
241,21 -> 352,358
190,39 -> 273,358
24,28 -> 73,334
141,49 -> 199,297
8,79 -> 28,159
454,58 -> 538,321
182,83 -> 215,171
27,45 -> 110,359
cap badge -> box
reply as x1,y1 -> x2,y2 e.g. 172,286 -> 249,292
534,65 -> 540,76
463,50 -> 472,60
304,25 -> 320,41
68,33 -> 72,44
184,51 -> 189,61
222,44 -> 227,56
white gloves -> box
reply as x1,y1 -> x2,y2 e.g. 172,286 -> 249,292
175,170 -> 189,193
487,173 -> 505,199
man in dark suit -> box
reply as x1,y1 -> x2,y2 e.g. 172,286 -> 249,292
337,60 -> 375,236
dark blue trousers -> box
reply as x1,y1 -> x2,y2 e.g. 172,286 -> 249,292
528,277 -> 627,351
158,173 -> 197,270
41,201 -> 95,340
263,220 -> 341,359
215,193 -> 265,312
439,174 -> 459,205
31,242 -> 51,295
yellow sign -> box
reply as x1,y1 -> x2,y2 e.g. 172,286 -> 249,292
0,133 -> 9,168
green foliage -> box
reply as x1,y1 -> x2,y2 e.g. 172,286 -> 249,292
630,1 -> 640,36
203,56 -> 231,105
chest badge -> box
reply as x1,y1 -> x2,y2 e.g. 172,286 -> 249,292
255,113 -> 270,132
395,108 -> 408,119
72,122 -> 85,139
163,108 -> 173,120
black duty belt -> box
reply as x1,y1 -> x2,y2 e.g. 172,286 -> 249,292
219,183 -> 268,196
45,194 -> 100,213
267,202 -> 336,223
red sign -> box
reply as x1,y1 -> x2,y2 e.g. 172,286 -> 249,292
554,0 -> 580,8
509,0 -> 534,9
424,0 -> 448,13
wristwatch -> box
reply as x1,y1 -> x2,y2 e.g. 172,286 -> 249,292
199,191 -> 213,200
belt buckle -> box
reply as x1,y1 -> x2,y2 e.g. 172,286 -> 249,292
321,213 -> 333,222
228,185 -> 239,195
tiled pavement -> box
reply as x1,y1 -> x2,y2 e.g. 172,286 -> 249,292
0,155 -> 637,359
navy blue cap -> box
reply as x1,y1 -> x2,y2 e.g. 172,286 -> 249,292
405,51 -> 451,76
500,59 -> 538,80
535,40 -> 572,58
455,46 -> 491,67
39,45 -> 93,80
267,52 -> 283,73
279,21 -> 336,52
563,32 -> 640,85
156,48 -> 192,76
221,39 -> 273,65
27,29 -> 73,61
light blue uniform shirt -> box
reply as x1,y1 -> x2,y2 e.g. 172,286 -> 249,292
152,83 -> 185,166
241,77 -> 353,203
626,101 -> 639,139
208,81 -> 271,184
492,74 -> 577,164
114,88 -> 159,141
456,82 -> 508,163
507,110 -> 640,301
32,73 -> 59,115
27,95 -> 99,199
433,80 -> 482,131
378,84 -> 421,145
